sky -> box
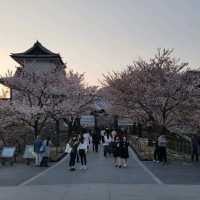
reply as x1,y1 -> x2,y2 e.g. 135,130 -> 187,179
0,0 -> 200,85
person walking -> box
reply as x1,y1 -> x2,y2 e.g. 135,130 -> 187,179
113,135 -> 122,168
33,135 -> 43,167
40,137 -> 52,167
153,139 -> 160,163
100,129 -> 106,143
68,136 -> 79,171
158,133 -> 168,164
78,136 -> 88,170
111,129 -> 117,154
92,131 -> 100,152
103,132 -> 112,157
191,134 -> 199,162
76,134 -> 82,163
120,136 -> 129,168
83,130 -> 91,151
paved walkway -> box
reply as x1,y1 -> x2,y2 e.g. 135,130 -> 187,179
21,147 -> 160,186
0,184 -> 200,200
1,147 -> 200,199
0,163 -> 49,186
144,160 -> 200,185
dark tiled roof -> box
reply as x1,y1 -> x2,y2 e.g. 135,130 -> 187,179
10,41 -> 64,65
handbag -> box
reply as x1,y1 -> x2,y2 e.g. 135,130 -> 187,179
65,143 -> 72,154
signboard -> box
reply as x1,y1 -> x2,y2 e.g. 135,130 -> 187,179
118,118 -> 133,126
23,145 -> 35,159
1,147 -> 16,158
80,115 -> 95,127
0,84 -> 11,99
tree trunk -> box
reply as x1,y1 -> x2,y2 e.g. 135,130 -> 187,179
0,133 -> 7,146
34,120 -> 38,138
55,119 -> 60,156
55,119 -> 60,147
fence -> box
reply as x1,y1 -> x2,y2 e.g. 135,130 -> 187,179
129,132 -> 192,161
129,135 -> 153,160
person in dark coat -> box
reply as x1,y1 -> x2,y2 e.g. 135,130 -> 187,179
120,136 -> 129,167
153,139 -> 160,163
92,131 -> 100,152
191,134 -> 199,162
113,135 -> 122,168
69,136 -> 79,171
158,134 -> 167,164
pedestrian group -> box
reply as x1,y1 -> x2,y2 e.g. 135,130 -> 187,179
65,128 -> 130,171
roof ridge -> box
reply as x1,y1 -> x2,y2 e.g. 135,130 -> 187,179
22,41 -> 57,55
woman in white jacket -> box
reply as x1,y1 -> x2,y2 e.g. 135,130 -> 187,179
103,132 -> 112,157
78,137 -> 88,169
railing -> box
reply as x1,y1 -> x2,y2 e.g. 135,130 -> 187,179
129,135 -> 153,160
167,133 -> 191,160
129,132 -> 192,161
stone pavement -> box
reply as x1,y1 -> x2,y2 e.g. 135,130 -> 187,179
143,160 -> 200,185
23,147 -> 159,186
0,163 -> 50,186
1,184 -> 200,200
1,147 -> 200,199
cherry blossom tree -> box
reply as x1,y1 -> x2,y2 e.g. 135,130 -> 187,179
0,68 -> 97,138
175,70 -> 200,133
103,49 -> 191,134
45,70 -> 97,140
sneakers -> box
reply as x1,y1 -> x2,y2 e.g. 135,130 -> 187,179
69,167 -> 76,171
123,164 -> 127,168
83,165 -> 87,170
80,165 -> 87,170
69,165 -> 88,171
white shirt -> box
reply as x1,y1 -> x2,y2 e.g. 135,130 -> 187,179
103,136 -> 112,146
101,130 -> 105,136
83,133 -> 90,145
78,143 -> 87,150
158,135 -> 167,147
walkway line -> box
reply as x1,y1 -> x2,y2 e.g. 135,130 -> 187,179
129,147 -> 164,185
19,155 -> 68,186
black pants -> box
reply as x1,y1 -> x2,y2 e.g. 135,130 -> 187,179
76,153 -> 80,163
104,145 -> 111,157
93,143 -> 99,152
69,152 -> 77,167
159,147 -> 167,163
79,149 -> 87,165
40,156 -> 49,167
191,149 -> 199,162
154,147 -> 160,161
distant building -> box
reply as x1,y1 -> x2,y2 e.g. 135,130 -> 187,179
11,40 -> 66,75
1,41 -> 66,99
